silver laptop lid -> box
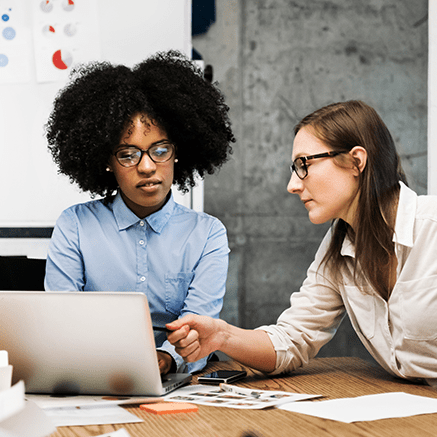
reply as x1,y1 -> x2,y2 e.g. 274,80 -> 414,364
0,291 -> 189,396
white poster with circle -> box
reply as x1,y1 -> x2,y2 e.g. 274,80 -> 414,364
0,0 -> 32,84
32,0 -> 101,83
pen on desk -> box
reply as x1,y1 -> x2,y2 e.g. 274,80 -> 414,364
153,326 -> 170,333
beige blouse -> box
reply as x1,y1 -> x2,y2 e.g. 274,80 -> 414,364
258,182 -> 437,386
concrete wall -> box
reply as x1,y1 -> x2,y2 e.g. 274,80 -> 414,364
193,0 -> 428,360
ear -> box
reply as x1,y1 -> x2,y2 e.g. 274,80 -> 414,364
349,146 -> 367,176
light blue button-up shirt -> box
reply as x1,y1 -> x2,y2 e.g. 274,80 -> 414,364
45,192 -> 229,373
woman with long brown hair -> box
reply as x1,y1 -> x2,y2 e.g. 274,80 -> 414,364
166,100 -> 437,386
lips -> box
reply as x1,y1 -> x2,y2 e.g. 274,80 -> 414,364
137,180 -> 161,188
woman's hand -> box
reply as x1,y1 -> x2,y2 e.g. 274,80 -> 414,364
157,351 -> 174,374
166,315 -> 225,363
167,315 -> 277,373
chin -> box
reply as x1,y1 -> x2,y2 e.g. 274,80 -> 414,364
308,213 -> 330,225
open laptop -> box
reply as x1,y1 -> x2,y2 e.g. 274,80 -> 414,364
0,291 -> 191,396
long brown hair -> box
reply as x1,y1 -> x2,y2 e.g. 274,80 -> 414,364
295,100 -> 407,298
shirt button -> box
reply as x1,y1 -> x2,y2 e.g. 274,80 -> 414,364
139,240 -> 144,245
140,221 -> 145,226
140,276 -> 146,282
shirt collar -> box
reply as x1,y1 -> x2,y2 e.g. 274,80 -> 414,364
392,181 -> 416,248
340,181 -> 416,257
112,191 -> 176,234
145,193 -> 176,234
340,235 -> 355,258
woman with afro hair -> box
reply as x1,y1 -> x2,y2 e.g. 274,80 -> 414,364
44,50 -> 235,375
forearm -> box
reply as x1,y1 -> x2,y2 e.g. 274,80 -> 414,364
216,320 -> 277,373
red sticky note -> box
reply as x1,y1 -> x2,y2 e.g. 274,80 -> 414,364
140,402 -> 198,415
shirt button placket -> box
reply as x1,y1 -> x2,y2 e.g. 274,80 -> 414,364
137,222 -> 148,290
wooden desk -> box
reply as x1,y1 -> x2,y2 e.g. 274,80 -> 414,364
50,357 -> 437,437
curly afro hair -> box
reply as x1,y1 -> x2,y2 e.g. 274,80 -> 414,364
46,50 -> 235,198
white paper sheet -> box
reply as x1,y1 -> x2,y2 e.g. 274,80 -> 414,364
43,404 -> 142,427
279,392 -> 437,423
95,429 -> 132,437
164,384 -> 321,410
26,394 -> 162,409
0,351 -> 12,391
0,351 -> 8,367
32,0 -> 101,82
0,400 -> 56,437
0,0 -> 32,84
0,381 -> 25,423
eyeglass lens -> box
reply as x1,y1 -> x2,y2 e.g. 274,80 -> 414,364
116,143 -> 174,167
291,158 -> 307,179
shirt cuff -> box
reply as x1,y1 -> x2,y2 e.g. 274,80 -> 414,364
157,340 -> 210,374
255,325 -> 306,375
157,340 -> 185,373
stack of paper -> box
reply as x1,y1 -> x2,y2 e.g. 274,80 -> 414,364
0,351 -> 139,435
0,351 -> 12,391
0,351 -> 56,437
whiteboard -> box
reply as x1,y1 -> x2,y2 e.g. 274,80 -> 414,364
0,0 -> 192,227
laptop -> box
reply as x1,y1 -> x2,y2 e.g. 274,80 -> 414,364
0,291 -> 191,396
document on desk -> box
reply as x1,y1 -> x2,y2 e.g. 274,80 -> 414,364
164,384 -> 321,409
279,392 -> 437,422
42,404 -> 143,427
26,394 -> 162,409
94,429 -> 132,437
0,381 -> 56,437
26,393 -> 150,427
0,380 -> 25,423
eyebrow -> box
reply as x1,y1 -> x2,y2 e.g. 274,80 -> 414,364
292,154 -> 306,161
115,140 -> 171,151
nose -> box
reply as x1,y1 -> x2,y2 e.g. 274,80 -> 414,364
287,171 -> 303,194
137,153 -> 157,174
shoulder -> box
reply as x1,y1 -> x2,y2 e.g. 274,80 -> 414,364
170,203 -> 228,247
173,202 -> 225,228
56,198 -> 112,224
415,192 -> 437,222
398,182 -> 437,221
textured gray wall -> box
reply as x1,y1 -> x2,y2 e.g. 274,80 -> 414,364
193,0 -> 428,359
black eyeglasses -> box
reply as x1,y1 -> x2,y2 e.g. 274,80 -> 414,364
290,151 -> 348,180
114,142 -> 175,168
